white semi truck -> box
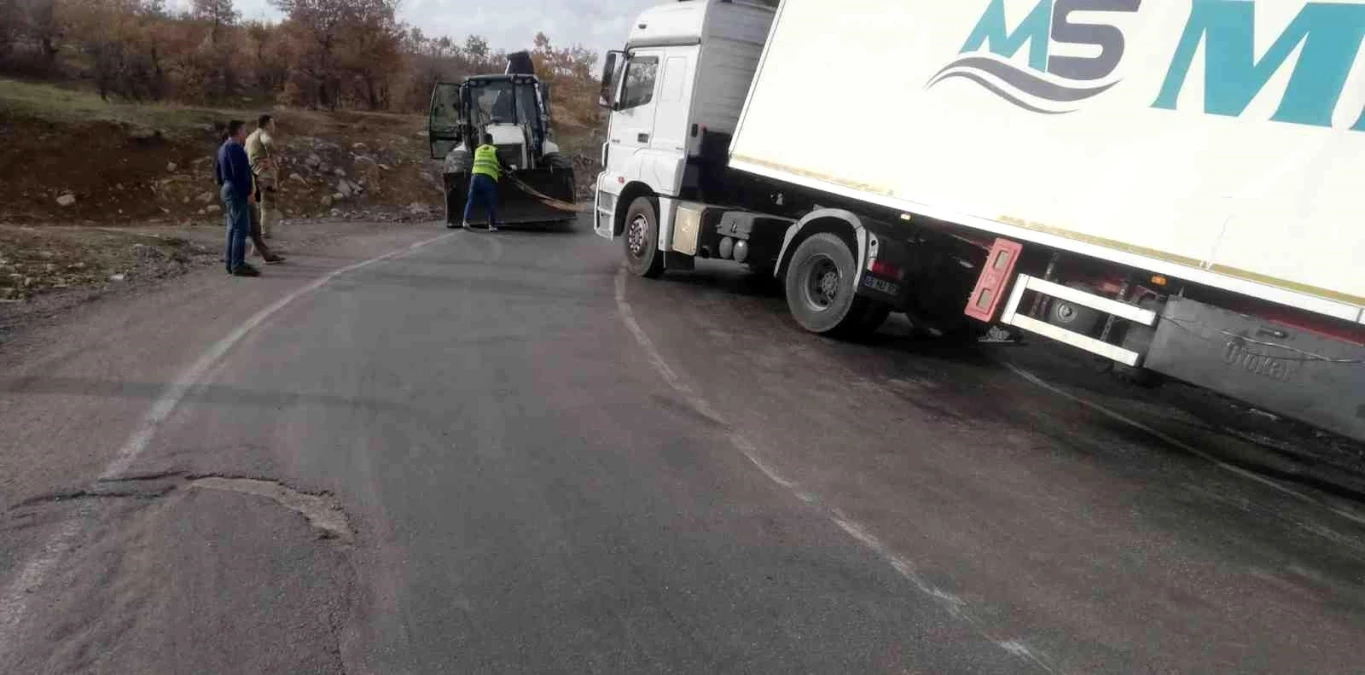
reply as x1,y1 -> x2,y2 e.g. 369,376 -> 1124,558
593,0 -> 1365,441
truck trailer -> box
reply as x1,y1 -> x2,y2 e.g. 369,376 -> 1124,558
592,0 -> 1365,442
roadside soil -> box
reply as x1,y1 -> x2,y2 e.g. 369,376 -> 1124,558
0,216 -> 442,345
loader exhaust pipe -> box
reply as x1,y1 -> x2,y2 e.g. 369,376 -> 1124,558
506,51 -> 535,76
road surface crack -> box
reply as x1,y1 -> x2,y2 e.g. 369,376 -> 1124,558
189,476 -> 354,543
5,472 -> 354,544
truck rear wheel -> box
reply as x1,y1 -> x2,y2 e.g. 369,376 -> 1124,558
785,233 -> 874,336
624,196 -> 665,278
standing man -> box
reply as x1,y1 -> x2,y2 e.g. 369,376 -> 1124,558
245,115 -> 285,262
217,120 -> 259,277
463,133 -> 503,232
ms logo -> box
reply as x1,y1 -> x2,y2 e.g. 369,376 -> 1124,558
930,0 -> 1365,130
927,0 -> 1142,114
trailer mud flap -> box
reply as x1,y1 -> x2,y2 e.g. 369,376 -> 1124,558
1144,297 -> 1365,442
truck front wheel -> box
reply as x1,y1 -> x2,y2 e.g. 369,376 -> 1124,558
785,233 -> 874,336
624,196 -> 665,278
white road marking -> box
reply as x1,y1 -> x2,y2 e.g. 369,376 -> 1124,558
613,268 -> 1057,673
0,231 -> 458,661
1000,361 -> 1365,528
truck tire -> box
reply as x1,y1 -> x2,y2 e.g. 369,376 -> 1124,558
543,153 -> 578,203
1046,283 -> 1103,336
624,196 -> 664,278
784,233 -> 874,336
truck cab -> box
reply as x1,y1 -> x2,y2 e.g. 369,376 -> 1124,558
594,1 -> 777,255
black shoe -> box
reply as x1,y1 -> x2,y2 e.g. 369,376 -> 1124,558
264,255 -> 286,264
231,263 -> 261,277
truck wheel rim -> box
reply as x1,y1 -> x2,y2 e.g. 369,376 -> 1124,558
803,255 -> 841,310
628,215 -> 648,257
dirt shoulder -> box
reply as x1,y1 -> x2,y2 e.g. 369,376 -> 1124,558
0,217 -> 444,346
0,79 -> 600,315
1,80 -> 446,227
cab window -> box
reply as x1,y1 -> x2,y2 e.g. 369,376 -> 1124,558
620,56 -> 659,110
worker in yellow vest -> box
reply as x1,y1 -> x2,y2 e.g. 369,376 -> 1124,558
463,134 -> 503,232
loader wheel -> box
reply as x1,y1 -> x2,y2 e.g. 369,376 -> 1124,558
624,196 -> 664,278
443,173 -> 468,228
785,233 -> 874,336
543,153 -> 578,203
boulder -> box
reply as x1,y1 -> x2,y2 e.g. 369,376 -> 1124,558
56,193 -> 76,207
166,162 -> 178,172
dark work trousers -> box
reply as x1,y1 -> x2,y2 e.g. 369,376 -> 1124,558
221,183 -> 250,272
463,174 -> 499,226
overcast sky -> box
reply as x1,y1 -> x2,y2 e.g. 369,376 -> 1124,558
228,0 -> 662,56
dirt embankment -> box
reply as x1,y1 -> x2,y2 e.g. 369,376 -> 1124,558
0,80 -> 604,307
0,112 -> 445,227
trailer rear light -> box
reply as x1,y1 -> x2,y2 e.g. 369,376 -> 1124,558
964,238 -> 1022,322
870,259 -> 903,281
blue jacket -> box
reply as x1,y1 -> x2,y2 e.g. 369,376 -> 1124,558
216,140 -> 252,201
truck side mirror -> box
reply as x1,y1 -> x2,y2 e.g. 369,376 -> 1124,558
599,51 -> 622,109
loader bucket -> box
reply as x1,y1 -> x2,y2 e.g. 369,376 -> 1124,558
443,168 -> 578,227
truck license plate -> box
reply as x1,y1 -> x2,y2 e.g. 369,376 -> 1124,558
862,276 -> 900,296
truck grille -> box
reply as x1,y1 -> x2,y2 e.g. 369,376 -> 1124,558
496,144 -> 523,170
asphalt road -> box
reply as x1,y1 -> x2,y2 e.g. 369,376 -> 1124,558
1,218 -> 1363,674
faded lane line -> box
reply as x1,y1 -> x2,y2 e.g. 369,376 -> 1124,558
613,268 -> 1057,673
0,230 -> 459,661
1000,361 -> 1365,529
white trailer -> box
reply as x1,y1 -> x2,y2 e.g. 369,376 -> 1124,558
593,0 -> 1365,441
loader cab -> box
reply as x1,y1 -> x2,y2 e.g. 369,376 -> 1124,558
426,64 -> 577,228
593,0 -> 775,240
428,74 -> 553,171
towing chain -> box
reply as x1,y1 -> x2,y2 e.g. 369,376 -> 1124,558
506,173 -> 590,214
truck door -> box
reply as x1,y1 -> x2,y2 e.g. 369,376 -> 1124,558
607,50 -> 663,184
428,82 -> 462,160
647,52 -> 697,194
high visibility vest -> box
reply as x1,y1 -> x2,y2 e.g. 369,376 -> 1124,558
472,144 -> 500,180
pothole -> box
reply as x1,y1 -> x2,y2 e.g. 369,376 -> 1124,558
189,477 -> 354,543
6,474 -> 355,544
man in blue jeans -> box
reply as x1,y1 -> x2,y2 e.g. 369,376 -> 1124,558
462,133 -> 503,232
216,120 -> 260,277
